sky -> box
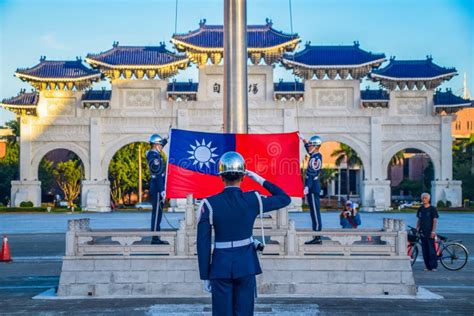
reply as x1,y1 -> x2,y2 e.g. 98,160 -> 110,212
0,0 -> 473,125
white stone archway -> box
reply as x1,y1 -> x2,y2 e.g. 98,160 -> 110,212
31,142 -> 91,181
9,65 -> 462,210
382,142 -> 440,181
101,135 -> 150,180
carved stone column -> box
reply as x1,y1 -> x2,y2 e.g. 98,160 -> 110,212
11,116 -> 41,206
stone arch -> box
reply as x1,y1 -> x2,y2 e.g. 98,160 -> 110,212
318,134 -> 371,180
31,142 -> 90,181
382,142 -> 440,181
101,134 -> 149,179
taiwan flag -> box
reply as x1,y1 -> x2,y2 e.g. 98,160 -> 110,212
165,128 -> 304,198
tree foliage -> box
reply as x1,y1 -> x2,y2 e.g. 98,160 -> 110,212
0,120 -> 19,205
52,160 -> 84,207
453,134 -> 474,200
108,142 -> 150,205
331,143 -> 362,198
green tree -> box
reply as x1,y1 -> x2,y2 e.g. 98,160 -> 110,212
319,167 -> 337,192
39,158 -> 55,195
0,120 -> 19,205
331,143 -> 362,199
389,150 -> 405,167
108,142 -> 149,205
453,134 -> 474,200
52,160 -> 84,207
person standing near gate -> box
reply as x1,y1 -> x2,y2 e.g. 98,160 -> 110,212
301,135 -> 323,244
146,133 -> 168,245
197,151 -> 291,316
416,192 -> 439,271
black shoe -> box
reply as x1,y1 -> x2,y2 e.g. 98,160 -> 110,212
305,236 -> 322,245
151,237 -> 169,245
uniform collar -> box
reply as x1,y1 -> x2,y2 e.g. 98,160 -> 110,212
224,185 -> 241,190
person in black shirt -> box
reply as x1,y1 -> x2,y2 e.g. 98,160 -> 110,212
416,192 -> 439,271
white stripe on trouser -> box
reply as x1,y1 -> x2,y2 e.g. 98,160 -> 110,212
311,193 -> 319,231
153,195 -> 160,231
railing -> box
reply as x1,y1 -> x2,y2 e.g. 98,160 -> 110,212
65,197 -> 408,258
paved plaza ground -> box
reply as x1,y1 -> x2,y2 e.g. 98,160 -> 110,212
0,212 -> 473,315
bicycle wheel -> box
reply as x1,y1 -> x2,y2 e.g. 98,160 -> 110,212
440,243 -> 469,271
410,244 -> 419,266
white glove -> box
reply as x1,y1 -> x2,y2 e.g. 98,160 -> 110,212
203,280 -> 212,293
246,170 -> 266,185
304,186 -> 309,195
298,132 -> 307,143
160,191 -> 166,199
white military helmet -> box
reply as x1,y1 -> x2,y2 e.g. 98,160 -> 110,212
308,135 -> 322,146
218,151 -> 246,175
149,134 -> 167,146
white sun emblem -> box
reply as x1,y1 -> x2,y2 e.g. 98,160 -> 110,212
187,139 -> 219,169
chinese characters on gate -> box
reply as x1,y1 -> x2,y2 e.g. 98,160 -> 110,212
212,83 -> 259,95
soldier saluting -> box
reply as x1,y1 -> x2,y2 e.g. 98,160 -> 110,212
197,151 -> 291,316
301,135 -> 323,244
146,134 -> 168,245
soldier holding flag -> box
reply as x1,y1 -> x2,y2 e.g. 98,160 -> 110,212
146,134 -> 169,245
301,135 -> 324,244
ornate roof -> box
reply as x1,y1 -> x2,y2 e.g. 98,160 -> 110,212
86,43 -> 188,69
372,57 -> 456,80
361,88 -> 389,101
274,81 -> 304,92
82,89 -> 112,101
0,90 -> 39,116
167,81 -> 198,101
283,42 -> 385,68
86,43 -> 189,80
16,57 -> 100,81
173,19 -> 299,50
273,81 -> 304,101
371,56 -> 457,90
282,42 -> 385,80
167,81 -> 198,93
360,88 -> 389,109
15,57 -> 101,91
171,19 -> 300,65
434,89 -> 471,107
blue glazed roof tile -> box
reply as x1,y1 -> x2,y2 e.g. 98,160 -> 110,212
361,88 -> 389,101
16,58 -> 100,80
173,20 -> 298,49
167,82 -> 198,93
86,43 -> 187,67
372,57 -> 456,79
82,89 -> 112,101
274,81 -> 304,92
434,89 -> 471,106
1,91 -> 39,106
283,42 -> 385,67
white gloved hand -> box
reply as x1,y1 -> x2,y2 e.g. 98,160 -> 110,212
304,186 -> 309,195
246,170 -> 266,186
203,280 -> 212,293
298,132 -> 307,143
160,191 -> 166,199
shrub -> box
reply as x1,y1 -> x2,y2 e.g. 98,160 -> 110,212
19,201 -> 34,207
436,200 -> 445,208
446,200 -> 452,208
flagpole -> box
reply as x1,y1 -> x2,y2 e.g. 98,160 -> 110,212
223,0 -> 248,134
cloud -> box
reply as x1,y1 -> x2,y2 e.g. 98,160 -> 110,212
39,33 -> 65,50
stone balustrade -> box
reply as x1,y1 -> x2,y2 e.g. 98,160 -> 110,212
58,196 -> 415,298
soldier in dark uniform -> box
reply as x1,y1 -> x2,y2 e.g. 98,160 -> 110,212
146,134 -> 168,245
197,151 -> 291,316
302,135 -> 323,244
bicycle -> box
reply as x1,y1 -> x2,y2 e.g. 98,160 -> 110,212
407,226 -> 469,271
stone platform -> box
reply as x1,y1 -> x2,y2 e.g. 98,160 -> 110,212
57,197 -> 415,298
